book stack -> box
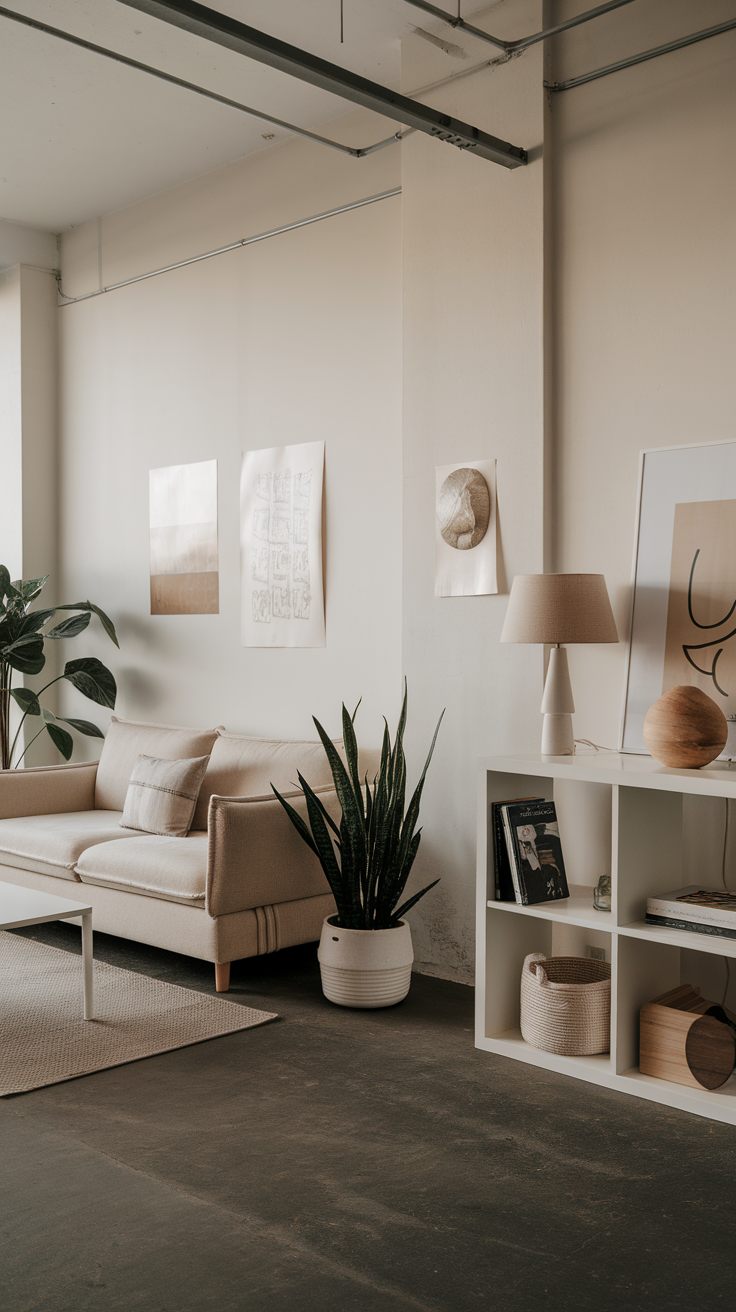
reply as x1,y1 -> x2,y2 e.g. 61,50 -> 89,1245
491,797 -> 570,905
646,887 -> 736,941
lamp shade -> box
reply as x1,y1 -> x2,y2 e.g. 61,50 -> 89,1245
500,573 -> 618,645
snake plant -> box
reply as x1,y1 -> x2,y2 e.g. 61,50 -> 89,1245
273,685 -> 443,930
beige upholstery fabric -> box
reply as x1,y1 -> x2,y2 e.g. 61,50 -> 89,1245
2,862 -> 334,965
192,732 -> 344,830
206,785 -> 338,917
0,761 -> 97,821
0,810 -> 134,879
76,833 -> 208,906
120,755 -> 209,836
95,717 -> 220,811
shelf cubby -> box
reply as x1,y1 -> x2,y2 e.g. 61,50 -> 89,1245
477,752 -> 736,1125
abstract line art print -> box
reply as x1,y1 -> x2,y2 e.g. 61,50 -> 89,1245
240,442 -> 325,647
622,441 -> 736,753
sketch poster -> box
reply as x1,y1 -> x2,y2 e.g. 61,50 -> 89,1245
434,459 -> 497,597
240,441 -> 325,648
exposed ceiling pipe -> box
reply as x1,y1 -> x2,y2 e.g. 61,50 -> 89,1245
117,0 -> 527,168
545,15 -> 736,91
402,0 -> 638,55
0,5 -> 403,159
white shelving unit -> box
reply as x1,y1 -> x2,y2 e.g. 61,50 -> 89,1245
476,751 -> 736,1125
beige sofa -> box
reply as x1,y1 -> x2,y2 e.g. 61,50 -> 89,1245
0,716 -> 349,991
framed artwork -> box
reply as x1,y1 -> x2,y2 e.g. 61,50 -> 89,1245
149,460 -> 218,615
621,439 -> 736,753
240,441 -> 325,648
434,458 -> 497,598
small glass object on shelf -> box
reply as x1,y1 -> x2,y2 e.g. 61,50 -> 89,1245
593,874 -> 611,911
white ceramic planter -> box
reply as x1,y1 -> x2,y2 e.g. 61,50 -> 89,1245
317,917 -> 414,1009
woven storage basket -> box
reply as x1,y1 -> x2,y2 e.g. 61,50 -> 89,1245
520,953 -> 611,1056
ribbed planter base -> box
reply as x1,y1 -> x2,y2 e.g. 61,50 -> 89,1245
318,918 -> 414,1009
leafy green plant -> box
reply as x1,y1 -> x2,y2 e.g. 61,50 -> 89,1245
0,566 -> 118,770
273,686 -> 443,930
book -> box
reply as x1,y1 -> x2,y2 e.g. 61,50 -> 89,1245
490,797 -> 543,900
644,914 -> 736,942
500,799 -> 570,906
646,886 -> 736,933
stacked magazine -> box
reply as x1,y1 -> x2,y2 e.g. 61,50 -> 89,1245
646,887 -> 736,941
490,797 -> 570,906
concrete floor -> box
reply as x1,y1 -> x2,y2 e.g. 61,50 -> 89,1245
2,926 -> 736,1312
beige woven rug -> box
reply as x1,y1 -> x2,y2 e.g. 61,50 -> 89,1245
0,931 -> 276,1096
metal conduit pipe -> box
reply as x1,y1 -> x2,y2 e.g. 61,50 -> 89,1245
0,6 -> 404,159
55,188 -> 402,306
545,16 -> 736,91
403,0 -> 639,54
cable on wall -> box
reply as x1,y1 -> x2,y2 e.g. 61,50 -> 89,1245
55,187 -> 401,306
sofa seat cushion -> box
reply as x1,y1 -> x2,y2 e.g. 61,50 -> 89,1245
192,732 -> 345,829
76,833 -> 208,906
0,810 -> 134,880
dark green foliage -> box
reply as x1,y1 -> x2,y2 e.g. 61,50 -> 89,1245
0,569 -> 118,769
273,685 -> 443,930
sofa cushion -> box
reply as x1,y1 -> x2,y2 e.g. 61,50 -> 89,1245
0,810 -> 136,880
120,754 -> 209,837
192,732 -> 344,829
76,833 -> 208,906
95,717 -> 221,811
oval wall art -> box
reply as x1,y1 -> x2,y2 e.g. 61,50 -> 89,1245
434,459 -> 498,598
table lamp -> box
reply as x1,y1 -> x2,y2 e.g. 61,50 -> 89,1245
500,573 -> 618,756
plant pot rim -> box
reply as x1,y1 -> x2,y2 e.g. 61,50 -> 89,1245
325,915 -> 407,932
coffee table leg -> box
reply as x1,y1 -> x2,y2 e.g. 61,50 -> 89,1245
82,912 -> 94,1020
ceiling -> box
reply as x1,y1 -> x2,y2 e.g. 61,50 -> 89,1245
0,0 -> 473,233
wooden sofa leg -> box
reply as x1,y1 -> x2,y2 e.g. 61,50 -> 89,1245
215,962 -> 231,993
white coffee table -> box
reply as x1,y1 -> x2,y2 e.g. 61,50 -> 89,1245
0,881 -> 94,1019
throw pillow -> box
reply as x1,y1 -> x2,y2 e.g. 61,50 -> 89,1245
120,755 -> 210,837
95,717 -> 222,811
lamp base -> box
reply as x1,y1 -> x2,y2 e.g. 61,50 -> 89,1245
541,713 -> 574,757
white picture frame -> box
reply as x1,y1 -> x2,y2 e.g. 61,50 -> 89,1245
620,438 -> 736,754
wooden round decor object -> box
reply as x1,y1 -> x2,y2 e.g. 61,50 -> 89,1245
685,1015 -> 736,1090
642,685 -> 728,769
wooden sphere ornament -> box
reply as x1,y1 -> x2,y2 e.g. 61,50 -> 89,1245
643,685 -> 728,769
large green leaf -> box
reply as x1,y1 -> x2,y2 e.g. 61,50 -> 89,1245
46,612 -> 91,640
62,657 -> 117,708
55,601 -> 119,647
11,575 -> 49,603
58,717 -> 105,739
9,687 -> 41,716
45,721 -> 73,760
18,607 -> 57,636
3,634 -> 46,674
0,565 -> 10,609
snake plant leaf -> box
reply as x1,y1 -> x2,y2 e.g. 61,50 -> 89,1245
295,773 -> 341,840
312,715 -> 366,842
271,785 -> 319,857
9,687 -> 41,716
58,717 -> 105,738
341,702 -> 363,803
46,612 -> 92,640
55,601 -> 119,648
62,657 -> 117,708
2,634 -> 46,674
45,721 -> 74,760
392,879 -> 440,926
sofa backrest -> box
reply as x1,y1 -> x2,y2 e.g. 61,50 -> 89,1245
191,732 -> 347,830
95,717 -> 221,811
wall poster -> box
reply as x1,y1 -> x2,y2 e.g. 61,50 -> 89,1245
434,459 -> 497,597
149,459 -> 218,615
240,441 -> 325,648
621,440 -> 736,753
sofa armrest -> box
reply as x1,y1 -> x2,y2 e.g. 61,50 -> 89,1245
206,786 -> 339,917
0,760 -> 99,820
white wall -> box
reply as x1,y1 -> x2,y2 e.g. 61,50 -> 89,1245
58,109 -> 404,748
400,1 -> 546,980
